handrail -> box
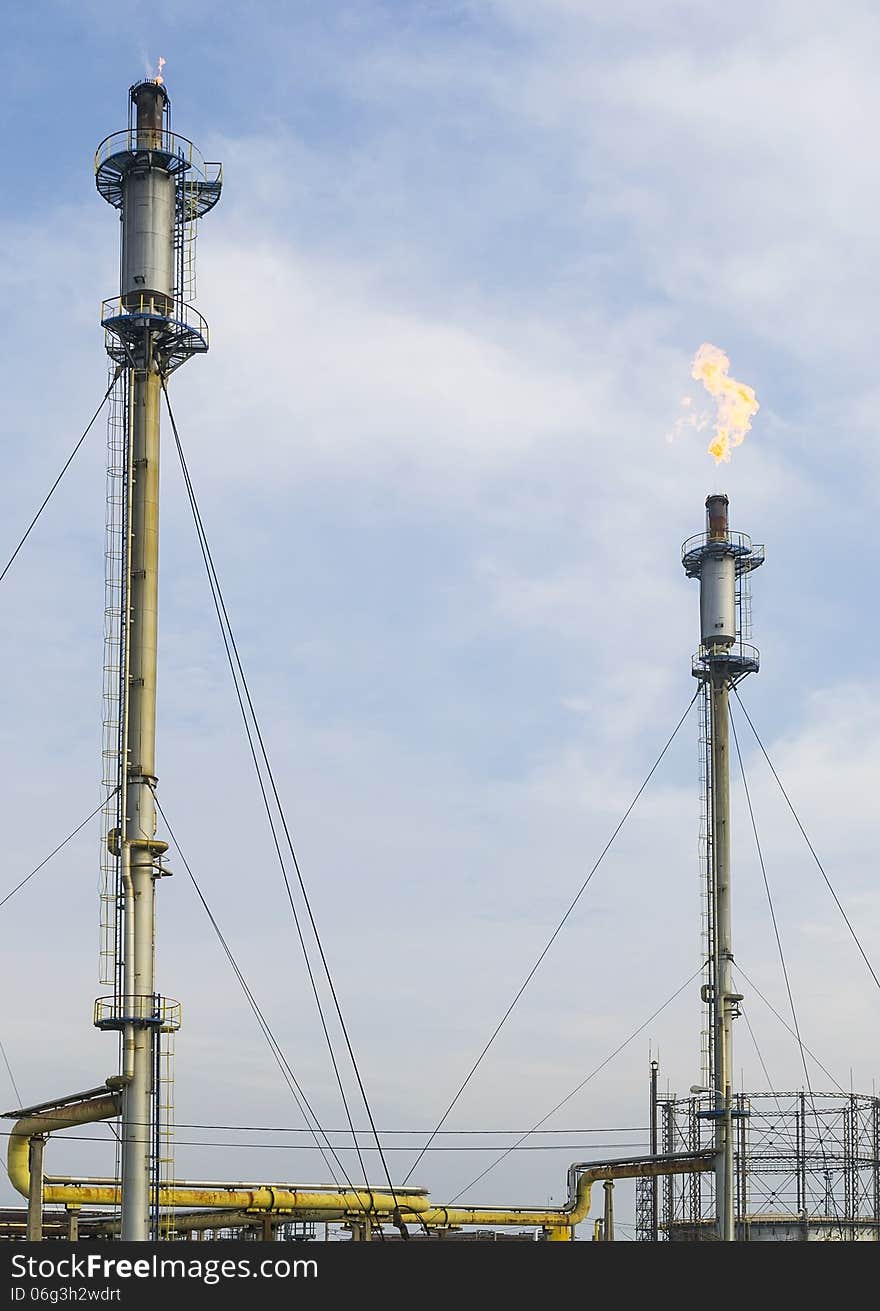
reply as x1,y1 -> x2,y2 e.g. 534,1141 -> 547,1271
95,129 -> 210,183
681,529 -> 759,558
101,297 -> 209,346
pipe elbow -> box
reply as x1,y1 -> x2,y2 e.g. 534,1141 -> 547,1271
6,1095 -> 121,1200
7,1125 -> 34,1198
564,1175 -> 594,1227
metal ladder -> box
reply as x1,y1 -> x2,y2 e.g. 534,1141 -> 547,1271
99,365 -> 129,999
152,1027 -> 177,1239
697,680 -> 715,1090
174,172 -> 199,306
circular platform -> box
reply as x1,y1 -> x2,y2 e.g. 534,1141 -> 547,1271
94,994 -> 182,1033
682,530 -> 764,579
101,298 -> 209,373
96,129 -> 222,217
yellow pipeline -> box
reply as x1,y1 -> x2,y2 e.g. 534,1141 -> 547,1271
8,1094 -> 122,1202
9,1097 -> 712,1236
414,1153 -> 714,1239
10,1126 -> 429,1218
43,1185 -> 427,1220
9,1107 -> 429,1219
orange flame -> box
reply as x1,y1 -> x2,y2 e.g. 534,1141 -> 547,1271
154,56 -> 166,86
691,343 -> 759,464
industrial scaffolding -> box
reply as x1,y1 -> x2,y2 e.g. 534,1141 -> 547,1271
636,1089 -> 880,1240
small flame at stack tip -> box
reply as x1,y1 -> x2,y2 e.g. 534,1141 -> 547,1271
154,55 -> 166,86
691,342 -> 759,465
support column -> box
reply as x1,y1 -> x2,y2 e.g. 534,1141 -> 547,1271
603,1180 -> 615,1242
66,1207 -> 80,1242
120,362 -> 163,1242
27,1136 -> 45,1241
710,670 -> 734,1241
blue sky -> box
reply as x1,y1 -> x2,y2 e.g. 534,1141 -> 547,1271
1,1 -> 879,1235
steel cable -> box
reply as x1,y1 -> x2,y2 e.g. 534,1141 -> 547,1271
402,688 -> 700,1186
157,796 -> 370,1200
0,373 -> 119,587
730,703 -> 845,1235
447,963 -> 705,1203
160,383 -> 401,1231
0,792 -> 117,912
733,688 -> 880,993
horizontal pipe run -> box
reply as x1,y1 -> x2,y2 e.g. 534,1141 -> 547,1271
419,1152 -> 714,1234
2,1088 -> 119,1119
94,1208 -> 274,1237
41,1184 -> 422,1218
8,1096 -> 714,1235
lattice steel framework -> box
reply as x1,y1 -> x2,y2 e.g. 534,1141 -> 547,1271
655,1091 -> 880,1240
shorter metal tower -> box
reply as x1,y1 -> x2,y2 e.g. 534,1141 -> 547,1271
634,1060 -> 661,1241
682,494 -> 763,1241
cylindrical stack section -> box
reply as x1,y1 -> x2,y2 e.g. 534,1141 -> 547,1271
133,81 -> 165,148
121,84 -> 175,315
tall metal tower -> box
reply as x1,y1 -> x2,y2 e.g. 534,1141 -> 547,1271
682,494 -> 763,1241
93,78 -> 222,1242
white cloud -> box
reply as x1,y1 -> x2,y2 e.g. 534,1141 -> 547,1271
2,0 -> 880,1235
